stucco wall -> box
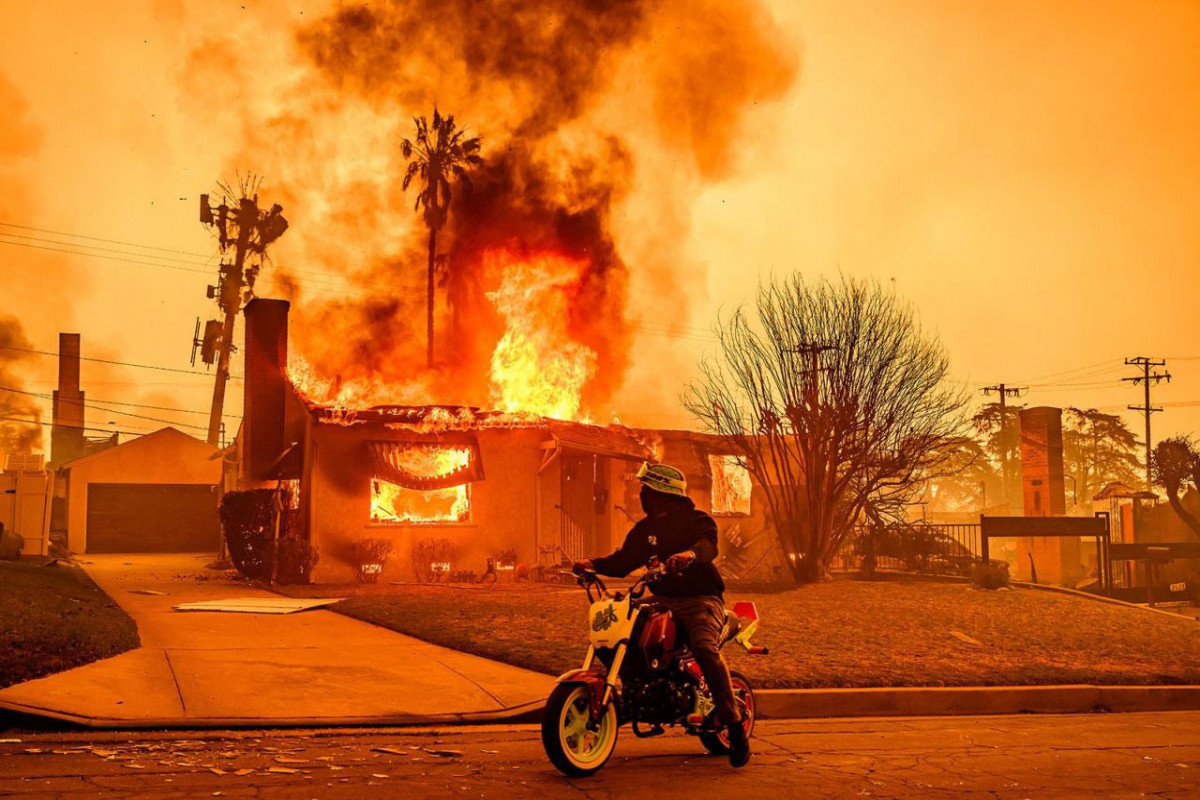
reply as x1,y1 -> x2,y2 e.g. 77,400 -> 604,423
64,428 -> 221,552
307,424 -> 550,582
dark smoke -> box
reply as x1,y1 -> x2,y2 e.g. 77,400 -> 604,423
0,316 -> 43,455
232,0 -> 797,412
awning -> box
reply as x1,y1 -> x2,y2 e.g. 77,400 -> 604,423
368,438 -> 484,490
545,421 -> 652,461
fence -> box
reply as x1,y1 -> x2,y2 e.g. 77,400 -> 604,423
834,522 -> 983,577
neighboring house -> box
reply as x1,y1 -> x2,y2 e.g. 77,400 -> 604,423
238,299 -> 770,584
61,427 -> 221,553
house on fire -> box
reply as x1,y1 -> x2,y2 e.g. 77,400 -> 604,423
235,299 -> 774,583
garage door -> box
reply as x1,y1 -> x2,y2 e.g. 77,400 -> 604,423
87,483 -> 220,553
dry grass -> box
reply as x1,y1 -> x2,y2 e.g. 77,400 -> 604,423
321,576 -> 1200,688
0,561 -> 139,689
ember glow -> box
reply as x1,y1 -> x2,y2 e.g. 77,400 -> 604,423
487,250 -> 597,420
370,446 -> 473,524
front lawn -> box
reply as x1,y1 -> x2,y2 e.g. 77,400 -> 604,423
327,577 -> 1200,688
0,560 -> 140,689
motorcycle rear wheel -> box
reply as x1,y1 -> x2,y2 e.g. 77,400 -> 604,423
699,670 -> 756,755
541,683 -> 620,777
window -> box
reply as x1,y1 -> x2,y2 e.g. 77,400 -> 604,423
710,455 -> 751,516
370,478 -> 471,524
368,443 -> 477,525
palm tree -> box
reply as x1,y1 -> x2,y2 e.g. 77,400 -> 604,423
401,108 -> 483,368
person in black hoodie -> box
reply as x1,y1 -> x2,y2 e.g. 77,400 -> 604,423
573,462 -> 751,768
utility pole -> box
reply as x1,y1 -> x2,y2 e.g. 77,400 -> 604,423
981,384 -> 1025,509
195,186 -> 289,447
788,343 -> 837,413
1123,356 -> 1170,491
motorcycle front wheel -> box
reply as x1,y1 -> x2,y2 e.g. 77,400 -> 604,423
699,670 -> 756,755
541,682 -> 620,777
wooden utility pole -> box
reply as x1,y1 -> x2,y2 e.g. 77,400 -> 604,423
981,383 -> 1025,509
1123,356 -> 1170,490
196,188 -> 289,447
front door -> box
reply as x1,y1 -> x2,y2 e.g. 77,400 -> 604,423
560,452 -> 598,561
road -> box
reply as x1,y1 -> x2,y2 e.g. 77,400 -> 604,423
1,712 -> 1197,799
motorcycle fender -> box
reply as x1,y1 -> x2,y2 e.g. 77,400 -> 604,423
554,666 -> 609,720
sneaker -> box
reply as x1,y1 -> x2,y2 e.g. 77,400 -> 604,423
726,720 -> 751,768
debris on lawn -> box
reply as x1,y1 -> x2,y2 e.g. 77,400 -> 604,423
172,597 -> 343,614
129,589 -> 167,596
371,747 -> 408,755
424,748 -> 464,758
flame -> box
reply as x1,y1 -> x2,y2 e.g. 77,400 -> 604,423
486,250 -> 597,421
370,446 -> 473,524
286,247 -> 601,423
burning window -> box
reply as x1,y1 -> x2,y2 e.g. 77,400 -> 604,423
710,455 -> 751,516
368,442 -> 482,525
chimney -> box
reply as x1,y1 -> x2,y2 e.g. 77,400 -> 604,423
1019,406 -> 1066,517
243,299 -> 291,480
51,333 -> 85,468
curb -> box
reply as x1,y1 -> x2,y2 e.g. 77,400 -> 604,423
0,698 -> 545,731
756,684 -> 1200,719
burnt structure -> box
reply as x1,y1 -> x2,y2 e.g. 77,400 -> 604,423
238,300 -> 764,583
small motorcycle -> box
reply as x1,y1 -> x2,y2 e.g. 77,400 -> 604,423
541,561 -> 769,776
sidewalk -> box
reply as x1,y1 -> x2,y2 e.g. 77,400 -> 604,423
0,555 -> 554,728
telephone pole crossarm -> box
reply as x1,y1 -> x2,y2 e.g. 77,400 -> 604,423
1123,356 -> 1171,491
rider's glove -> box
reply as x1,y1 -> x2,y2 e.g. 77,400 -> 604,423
665,551 -> 696,574
572,559 -> 595,575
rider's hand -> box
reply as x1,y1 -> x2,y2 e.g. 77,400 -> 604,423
666,550 -> 696,574
572,559 -> 595,575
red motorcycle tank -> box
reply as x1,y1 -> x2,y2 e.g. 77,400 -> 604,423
637,606 -> 677,672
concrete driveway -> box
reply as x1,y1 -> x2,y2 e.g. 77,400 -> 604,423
0,554 -> 554,727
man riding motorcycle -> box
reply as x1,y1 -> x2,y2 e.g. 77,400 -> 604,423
573,461 -> 751,768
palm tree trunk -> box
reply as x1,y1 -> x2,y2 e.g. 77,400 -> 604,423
426,227 -> 436,368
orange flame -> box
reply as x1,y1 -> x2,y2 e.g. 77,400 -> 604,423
286,247 -> 600,423
486,250 -> 596,421
370,446 -> 473,524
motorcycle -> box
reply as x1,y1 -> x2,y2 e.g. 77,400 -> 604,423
541,560 -> 769,776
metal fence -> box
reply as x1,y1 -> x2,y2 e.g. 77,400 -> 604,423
833,522 -> 983,576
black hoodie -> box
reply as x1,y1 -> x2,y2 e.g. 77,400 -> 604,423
591,496 -> 725,598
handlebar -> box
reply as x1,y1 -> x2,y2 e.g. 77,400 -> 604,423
574,561 -> 667,603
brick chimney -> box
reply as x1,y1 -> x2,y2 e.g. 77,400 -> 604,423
242,299 -> 292,480
50,333 -> 85,468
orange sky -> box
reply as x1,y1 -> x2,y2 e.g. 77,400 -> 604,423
1,0 -> 1199,449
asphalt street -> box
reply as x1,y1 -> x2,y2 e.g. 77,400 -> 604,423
1,712 -> 1198,799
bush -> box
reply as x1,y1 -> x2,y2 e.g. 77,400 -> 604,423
349,537 -> 394,584
972,560 -> 1010,590
219,489 -> 313,583
219,490 -> 276,580
411,537 -> 458,583
276,537 -> 320,585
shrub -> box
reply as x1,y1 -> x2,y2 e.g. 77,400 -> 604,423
972,560 -> 1010,590
349,537 -> 394,584
276,537 -> 320,585
219,490 -> 276,580
411,537 -> 458,583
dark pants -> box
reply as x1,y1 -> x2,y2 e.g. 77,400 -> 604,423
660,595 -> 740,727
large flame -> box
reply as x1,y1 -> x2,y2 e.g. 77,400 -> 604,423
287,247 -> 601,422
486,250 -> 597,420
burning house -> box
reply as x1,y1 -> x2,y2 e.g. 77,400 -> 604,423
237,299 -> 768,584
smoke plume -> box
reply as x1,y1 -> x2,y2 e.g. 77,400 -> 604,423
0,317 -> 42,455
197,0 -> 797,416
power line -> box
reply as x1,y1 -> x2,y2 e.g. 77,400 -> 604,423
0,344 -> 242,378
0,385 -> 225,432
0,414 -> 149,437
0,236 -> 217,275
0,220 -> 212,258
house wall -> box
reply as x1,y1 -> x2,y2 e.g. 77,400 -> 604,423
307,423 -> 550,582
64,430 -> 221,553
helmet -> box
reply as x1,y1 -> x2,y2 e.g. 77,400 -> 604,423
636,462 -> 688,497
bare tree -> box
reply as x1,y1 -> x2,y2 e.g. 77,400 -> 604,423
684,275 -> 967,583
1151,436 -> 1200,537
